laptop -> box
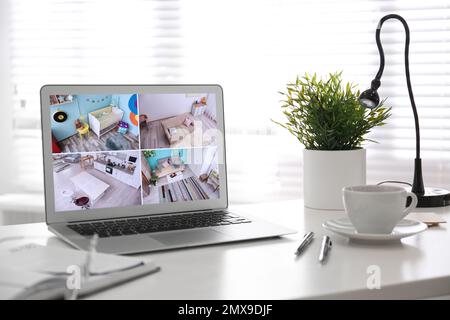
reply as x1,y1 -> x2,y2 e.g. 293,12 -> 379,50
40,85 -> 295,254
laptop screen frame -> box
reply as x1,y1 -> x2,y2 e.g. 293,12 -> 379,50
41,85 -> 228,224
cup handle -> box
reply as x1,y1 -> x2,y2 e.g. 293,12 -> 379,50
402,192 -> 418,218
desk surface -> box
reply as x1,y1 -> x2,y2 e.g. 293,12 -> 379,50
0,200 -> 449,299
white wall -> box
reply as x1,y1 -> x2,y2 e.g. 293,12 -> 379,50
0,1 -> 13,194
189,147 -> 218,177
205,94 -> 217,120
139,93 -> 196,121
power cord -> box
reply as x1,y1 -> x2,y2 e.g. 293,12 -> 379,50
377,180 -> 412,187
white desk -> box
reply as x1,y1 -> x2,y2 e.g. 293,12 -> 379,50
0,200 -> 449,299
0,193 -> 45,225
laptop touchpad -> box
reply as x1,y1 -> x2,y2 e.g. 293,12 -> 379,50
149,229 -> 230,246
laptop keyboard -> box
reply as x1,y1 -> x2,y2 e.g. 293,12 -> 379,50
67,211 -> 251,238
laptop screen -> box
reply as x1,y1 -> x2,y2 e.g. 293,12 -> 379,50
48,93 -> 221,213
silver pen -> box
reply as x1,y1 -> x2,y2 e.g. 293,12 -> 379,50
67,233 -> 98,300
318,235 -> 332,263
295,232 -> 314,256
84,233 -> 99,281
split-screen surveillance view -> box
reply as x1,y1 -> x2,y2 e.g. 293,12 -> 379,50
49,93 -> 220,212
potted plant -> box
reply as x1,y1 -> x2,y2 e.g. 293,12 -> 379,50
142,150 -> 156,158
274,72 -> 391,210
150,172 -> 158,186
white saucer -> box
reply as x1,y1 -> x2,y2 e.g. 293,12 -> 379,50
322,217 -> 428,242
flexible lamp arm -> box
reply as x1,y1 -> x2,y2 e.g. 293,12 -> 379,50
361,14 -> 450,205
374,14 -> 421,160
362,14 -> 425,195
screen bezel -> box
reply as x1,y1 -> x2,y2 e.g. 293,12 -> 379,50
41,85 -> 228,224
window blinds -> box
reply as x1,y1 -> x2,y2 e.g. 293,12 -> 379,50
182,0 -> 450,203
9,0 -> 183,191
7,0 -> 450,204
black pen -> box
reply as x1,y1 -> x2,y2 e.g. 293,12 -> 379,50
295,232 -> 314,256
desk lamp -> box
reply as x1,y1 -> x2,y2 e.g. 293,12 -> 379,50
359,14 -> 450,207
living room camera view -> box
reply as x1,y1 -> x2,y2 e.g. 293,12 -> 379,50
52,151 -> 142,212
141,147 -> 220,204
139,93 -> 218,149
50,94 -> 139,153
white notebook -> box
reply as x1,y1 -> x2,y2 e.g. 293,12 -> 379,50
0,243 -> 160,300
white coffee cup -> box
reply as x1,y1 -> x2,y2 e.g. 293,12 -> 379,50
342,185 -> 418,234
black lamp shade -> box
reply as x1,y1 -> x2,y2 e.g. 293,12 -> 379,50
359,88 -> 380,109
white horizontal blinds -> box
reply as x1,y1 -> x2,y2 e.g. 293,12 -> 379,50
182,0 -> 450,203
181,0 -> 311,202
76,0 -> 183,82
8,0 -> 449,201
9,0 -> 183,191
304,0 -> 450,192
181,0 -> 385,203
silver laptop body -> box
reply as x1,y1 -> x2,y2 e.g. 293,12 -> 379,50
40,85 -> 295,254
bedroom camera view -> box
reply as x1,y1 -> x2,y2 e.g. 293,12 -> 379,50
50,94 -> 139,153
48,93 -> 221,212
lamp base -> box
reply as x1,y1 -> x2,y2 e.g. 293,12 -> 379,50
415,187 -> 450,208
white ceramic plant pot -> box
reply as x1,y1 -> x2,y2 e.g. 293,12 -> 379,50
303,149 -> 366,210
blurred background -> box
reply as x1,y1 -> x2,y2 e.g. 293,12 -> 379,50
0,0 -> 449,224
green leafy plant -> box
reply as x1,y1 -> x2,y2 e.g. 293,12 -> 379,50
273,72 -> 391,150
142,150 -> 156,158
150,172 -> 158,186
